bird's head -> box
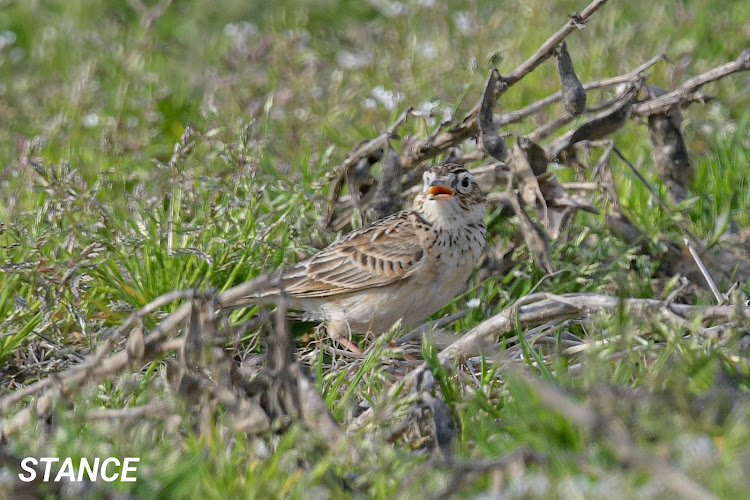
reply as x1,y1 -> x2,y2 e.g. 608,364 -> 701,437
414,163 -> 486,225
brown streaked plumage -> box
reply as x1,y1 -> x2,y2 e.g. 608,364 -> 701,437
248,163 -> 487,351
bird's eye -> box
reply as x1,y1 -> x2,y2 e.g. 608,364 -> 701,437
457,172 -> 473,193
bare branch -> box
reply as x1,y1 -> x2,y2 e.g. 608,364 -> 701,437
350,292 -> 750,431
684,237 -> 724,304
496,53 -> 666,127
502,0 -> 609,87
77,401 -> 173,422
322,107 -> 415,229
632,49 -> 750,118
399,0 -> 611,170
0,290 -> 194,410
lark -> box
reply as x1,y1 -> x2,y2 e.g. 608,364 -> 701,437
245,163 -> 487,351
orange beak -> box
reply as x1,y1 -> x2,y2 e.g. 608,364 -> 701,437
427,185 -> 455,198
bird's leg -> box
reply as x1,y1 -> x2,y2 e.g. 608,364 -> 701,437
327,321 -> 363,354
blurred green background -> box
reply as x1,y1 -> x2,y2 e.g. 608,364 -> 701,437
1,1 -> 749,498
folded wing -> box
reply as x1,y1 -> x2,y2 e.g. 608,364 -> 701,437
281,211 -> 432,297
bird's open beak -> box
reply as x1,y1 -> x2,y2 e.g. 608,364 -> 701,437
427,184 -> 455,199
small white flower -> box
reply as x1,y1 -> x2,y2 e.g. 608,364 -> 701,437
372,85 -> 404,110
377,1 -> 409,17
82,113 -> 99,128
223,21 -> 257,38
453,11 -> 476,35
419,42 -> 437,60
466,298 -> 481,309
419,100 -> 437,115
223,22 -> 258,52
337,50 -> 372,70
9,47 -> 23,63
441,105 -> 454,124
0,30 -> 17,50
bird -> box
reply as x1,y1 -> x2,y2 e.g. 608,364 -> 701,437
238,163 -> 487,352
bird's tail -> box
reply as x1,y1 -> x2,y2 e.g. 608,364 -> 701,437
216,270 -> 286,310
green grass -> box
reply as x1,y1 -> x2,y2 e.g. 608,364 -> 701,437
1,0 -> 750,497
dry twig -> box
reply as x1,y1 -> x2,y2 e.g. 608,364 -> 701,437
350,292 -> 750,430
631,49 -> 750,118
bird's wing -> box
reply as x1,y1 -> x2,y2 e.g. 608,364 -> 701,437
280,210 -> 434,297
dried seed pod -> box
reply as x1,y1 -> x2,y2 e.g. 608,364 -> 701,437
366,143 -> 403,221
645,85 -> 692,203
229,398 -> 271,434
518,136 -> 549,176
35,394 -> 54,419
126,325 -> 146,362
536,171 -> 598,239
511,139 -> 544,210
546,86 -> 638,162
478,69 -> 508,161
349,155 -> 378,205
175,299 -> 208,403
556,41 -> 587,116
568,86 -> 638,146
181,297 -> 211,371
422,392 -> 456,459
